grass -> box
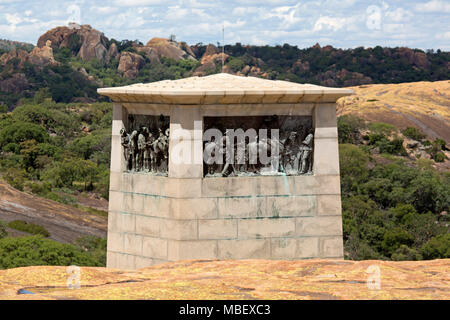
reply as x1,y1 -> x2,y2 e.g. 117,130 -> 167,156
74,204 -> 108,217
7,220 -> 50,237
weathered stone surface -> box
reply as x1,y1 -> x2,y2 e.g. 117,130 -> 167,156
28,40 -> 58,68
145,38 -> 196,61
167,240 -> 217,260
135,46 -> 160,64
238,218 -> 295,238
296,216 -> 343,237
198,219 -> 237,239
37,24 -> 108,63
218,239 -> 270,259
117,52 -> 145,79
106,42 -> 120,64
2,259 -> 447,300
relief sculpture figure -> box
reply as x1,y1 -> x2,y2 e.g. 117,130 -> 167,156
129,130 -> 138,171
299,131 -> 314,174
120,128 -> 131,170
120,118 -> 169,174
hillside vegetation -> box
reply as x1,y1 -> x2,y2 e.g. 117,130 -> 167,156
0,24 -> 448,109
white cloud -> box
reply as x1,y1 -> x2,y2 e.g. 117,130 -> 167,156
385,8 -> 412,22
5,12 -> 21,25
265,3 -> 302,27
415,0 -> 450,13
435,31 -> 450,40
91,6 -> 118,15
313,16 -> 347,32
166,5 -> 189,20
0,0 -> 447,50
111,0 -> 173,6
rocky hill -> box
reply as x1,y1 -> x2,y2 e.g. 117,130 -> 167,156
0,24 -> 448,108
0,259 -> 448,299
0,180 -> 106,244
337,80 -> 450,142
0,40 -> 34,53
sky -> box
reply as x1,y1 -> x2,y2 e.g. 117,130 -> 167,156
0,0 -> 449,50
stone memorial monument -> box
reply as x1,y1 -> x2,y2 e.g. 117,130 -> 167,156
98,73 -> 353,270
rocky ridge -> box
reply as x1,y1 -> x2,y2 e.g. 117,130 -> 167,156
0,259 -> 448,299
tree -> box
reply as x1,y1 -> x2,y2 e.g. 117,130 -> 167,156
0,121 -> 49,147
420,234 -> 450,259
339,144 -> 370,194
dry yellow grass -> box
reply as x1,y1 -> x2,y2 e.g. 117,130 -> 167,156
0,259 -> 448,300
337,81 -> 450,142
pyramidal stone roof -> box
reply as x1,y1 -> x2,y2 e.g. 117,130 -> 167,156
97,73 -> 353,104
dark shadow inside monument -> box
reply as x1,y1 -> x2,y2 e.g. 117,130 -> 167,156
203,115 -> 314,177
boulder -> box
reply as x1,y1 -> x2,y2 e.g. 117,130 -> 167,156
106,43 -> 120,64
77,25 -> 108,63
28,40 -> 57,67
135,46 -> 160,64
0,49 -> 29,68
117,52 -> 145,79
146,37 -> 196,61
37,24 -> 108,64
397,47 -> 430,69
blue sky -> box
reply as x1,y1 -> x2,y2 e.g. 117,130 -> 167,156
0,0 -> 449,50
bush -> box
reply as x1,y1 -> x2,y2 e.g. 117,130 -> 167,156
337,115 -> 365,144
420,234 -> 450,259
401,127 -> 426,141
0,104 -> 7,113
0,121 -> 49,147
381,228 -> 414,257
0,221 -> 7,239
74,236 -> 106,266
391,245 -> 422,261
0,236 -> 101,269
7,220 -> 50,237
4,168 -> 27,191
435,152 -> 445,162
227,57 -> 245,72
339,144 -> 370,194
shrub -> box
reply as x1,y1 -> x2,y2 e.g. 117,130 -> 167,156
0,236 -> 101,269
7,220 -> 50,237
339,144 -> 370,194
420,234 -> 450,259
0,221 -> 7,239
337,115 -> 365,144
401,127 -> 426,141
74,236 -> 107,266
4,168 -> 27,191
0,104 -> 7,113
381,228 -> 414,257
227,57 -> 246,72
435,152 -> 445,162
0,121 -> 49,147
391,245 -> 422,261
368,122 -> 396,135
